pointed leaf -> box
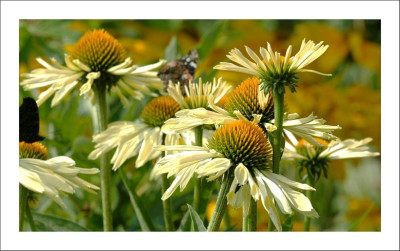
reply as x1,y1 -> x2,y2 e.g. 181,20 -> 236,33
348,204 -> 374,231
187,204 -> 206,232
197,21 -> 226,59
31,212 -> 88,231
282,213 -> 295,231
178,210 -> 191,231
164,36 -> 181,61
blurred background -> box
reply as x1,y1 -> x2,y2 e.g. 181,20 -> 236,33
19,20 -> 381,231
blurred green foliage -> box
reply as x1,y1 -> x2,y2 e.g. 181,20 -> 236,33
19,20 -> 381,231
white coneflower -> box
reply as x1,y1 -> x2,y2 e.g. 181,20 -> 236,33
19,142 -> 100,208
154,121 -> 318,231
20,29 -> 165,107
214,39 -> 331,94
89,96 -> 184,170
284,131 -> 380,180
167,77 -> 232,109
163,77 -> 340,145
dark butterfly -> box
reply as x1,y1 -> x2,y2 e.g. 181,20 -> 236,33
19,97 -> 45,143
158,49 -> 198,95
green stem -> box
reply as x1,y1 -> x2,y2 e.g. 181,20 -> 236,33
304,176 -> 314,231
93,86 -> 113,231
25,200 -> 36,231
272,89 -> 284,174
193,126 -> 203,213
223,209 -> 231,230
268,218 -> 275,231
161,134 -> 174,231
19,185 -> 28,231
243,199 -> 257,231
162,174 -> 174,231
207,170 -> 234,231
119,169 -> 155,231
267,89 -> 285,232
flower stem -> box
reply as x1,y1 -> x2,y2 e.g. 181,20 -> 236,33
243,199 -> 257,231
304,176 -> 314,231
25,200 -> 36,231
93,85 -> 113,231
269,88 -> 284,232
119,169 -> 155,231
191,126 -> 204,231
272,89 -> 285,174
19,184 -> 28,231
223,209 -> 231,230
193,126 -> 203,213
207,169 -> 234,231
161,174 -> 174,231
268,218 -> 275,231
161,134 -> 174,231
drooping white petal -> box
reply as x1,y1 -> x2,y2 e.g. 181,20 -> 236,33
256,176 -> 282,231
258,172 -> 292,214
79,72 -> 101,97
154,145 -> 209,152
196,158 -> 231,178
89,120 -> 151,171
264,171 -> 315,191
136,128 -> 162,167
280,113 -> 341,145
319,138 -> 380,160
161,173 -> 184,200
19,157 -> 99,208
279,183 -> 319,218
234,163 -> 249,185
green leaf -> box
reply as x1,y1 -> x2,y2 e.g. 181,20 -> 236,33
197,21 -> 226,60
348,204 -> 374,231
282,213 -> 295,231
28,20 -> 81,41
187,204 -> 206,232
31,212 -> 88,231
178,210 -> 191,231
164,36 -> 181,61
119,169 -> 155,231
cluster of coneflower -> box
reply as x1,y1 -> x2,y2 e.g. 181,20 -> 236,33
19,29 -> 379,232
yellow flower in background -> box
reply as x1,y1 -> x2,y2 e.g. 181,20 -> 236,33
20,29 -> 166,107
346,198 -> 380,231
199,20 -> 277,80
348,31 -> 381,74
214,39 -> 331,94
286,83 -> 381,150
